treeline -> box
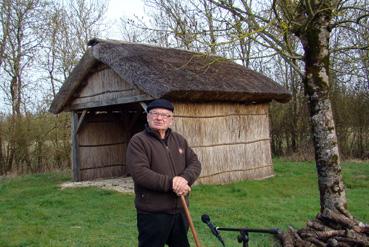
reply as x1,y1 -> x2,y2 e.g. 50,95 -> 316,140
0,0 -> 368,175
0,0 -> 107,175
271,88 -> 369,160
0,112 -> 70,174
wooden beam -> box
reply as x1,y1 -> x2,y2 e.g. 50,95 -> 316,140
76,110 -> 87,134
68,94 -> 153,111
140,102 -> 148,112
71,111 -> 80,181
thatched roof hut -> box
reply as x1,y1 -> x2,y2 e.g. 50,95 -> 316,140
50,38 -> 290,184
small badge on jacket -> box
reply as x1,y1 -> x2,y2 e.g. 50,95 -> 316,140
178,148 -> 183,154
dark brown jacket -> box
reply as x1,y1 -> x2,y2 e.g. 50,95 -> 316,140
126,127 -> 201,213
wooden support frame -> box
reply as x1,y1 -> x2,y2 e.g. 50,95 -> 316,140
76,110 -> 87,134
69,95 -> 153,111
71,111 -> 81,181
139,102 -> 147,112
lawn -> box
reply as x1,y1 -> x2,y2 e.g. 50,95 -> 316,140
0,160 -> 368,247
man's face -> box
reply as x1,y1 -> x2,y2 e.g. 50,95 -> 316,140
147,108 -> 174,131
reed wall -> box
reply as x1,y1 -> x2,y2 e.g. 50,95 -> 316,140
172,102 -> 273,184
77,112 -> 126,180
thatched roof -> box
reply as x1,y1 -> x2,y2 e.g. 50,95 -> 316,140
49,38 -> 291,114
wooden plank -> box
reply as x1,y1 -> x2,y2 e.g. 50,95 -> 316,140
73,89 -> 141,105
71,111 -> 80,181
78,68 -> 133,97
78,144 -> 126,171
70,68 -> 151,109
68,94 -> 153,111
77,88 -> 136,99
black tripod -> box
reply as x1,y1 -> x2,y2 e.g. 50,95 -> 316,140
217,226 -> 280,247
201,214 -> 280,247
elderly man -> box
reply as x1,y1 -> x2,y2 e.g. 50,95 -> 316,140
127,99 -> 202,247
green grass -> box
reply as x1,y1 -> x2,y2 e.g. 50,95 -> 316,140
0,160 -> 368,247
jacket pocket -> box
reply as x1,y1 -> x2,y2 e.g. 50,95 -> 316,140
136,192 -> 148,205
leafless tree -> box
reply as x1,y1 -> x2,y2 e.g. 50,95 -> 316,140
0,0 -> 11,174
40,0 -> 106,99
207,0 -> 369,245
0,0 -> 107,174
0,0 -> 47,173
0,0 -> 11,68
123,0 -> 230,54
37,0 -> 107,171
67,0 -> 107,53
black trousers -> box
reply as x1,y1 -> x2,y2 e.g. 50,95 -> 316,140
137,212 -> 190,247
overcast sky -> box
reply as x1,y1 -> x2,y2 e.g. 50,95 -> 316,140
105,0 -> 146,39
0,0 -> 148,113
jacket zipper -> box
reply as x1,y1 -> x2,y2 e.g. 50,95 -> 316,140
164,144 -> 177,176
163,141 -> 180,212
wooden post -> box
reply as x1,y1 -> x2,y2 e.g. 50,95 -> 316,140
76,110 -> 87,134
71,111 -> 80,181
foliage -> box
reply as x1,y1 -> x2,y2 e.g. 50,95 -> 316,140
0,112 -> 70,175
0,160 -> 368,246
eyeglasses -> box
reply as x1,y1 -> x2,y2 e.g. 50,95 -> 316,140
149,111 -> 173,119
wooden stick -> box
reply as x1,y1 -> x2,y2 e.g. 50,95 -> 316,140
180,195 -> 201,247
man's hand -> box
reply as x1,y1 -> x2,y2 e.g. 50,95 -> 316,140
172,176 -> 191,196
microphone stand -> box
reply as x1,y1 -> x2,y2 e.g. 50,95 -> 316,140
215,227 -> 280,247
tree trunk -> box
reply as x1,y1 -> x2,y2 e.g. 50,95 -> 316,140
0,0 -> 11,68
299,10 -> 346,214
279,3 -> 369,246
5,116 -> 16,174
0,121 -> 4,175
205,0 -> 369,245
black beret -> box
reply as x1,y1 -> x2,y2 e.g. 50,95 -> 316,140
146,99 -> 174,112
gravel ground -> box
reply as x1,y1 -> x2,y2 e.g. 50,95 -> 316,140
60,177 -> 134,193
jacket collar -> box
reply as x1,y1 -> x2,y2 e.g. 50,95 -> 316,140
145,125 -> 172,143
